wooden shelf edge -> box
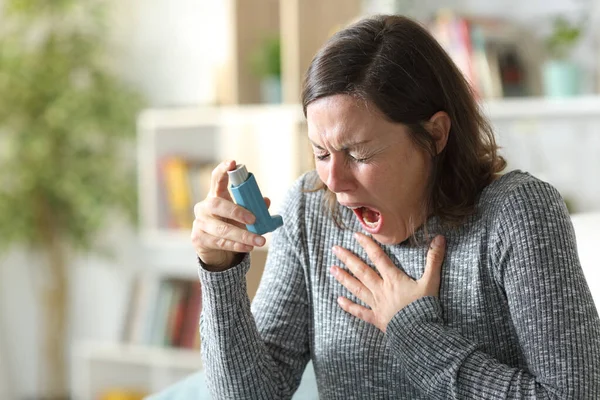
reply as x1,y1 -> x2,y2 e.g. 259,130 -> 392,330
73,340 -> 203,371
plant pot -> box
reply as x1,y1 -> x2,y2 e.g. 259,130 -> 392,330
542,60 -> 581,97
260,76 -> 282,104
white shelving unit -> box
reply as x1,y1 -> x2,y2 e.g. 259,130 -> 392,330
71,340 -> 202,400
136,103 -> 310,240
71,104 -> 307,399
135,104 -> 309,279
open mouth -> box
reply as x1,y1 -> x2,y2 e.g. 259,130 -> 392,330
350,206 -> 383,233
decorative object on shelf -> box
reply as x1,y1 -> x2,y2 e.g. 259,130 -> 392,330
250,34 -> 282,104
99,389 -> 147,400
542,16 -> 584,97
0,0 -> 144,398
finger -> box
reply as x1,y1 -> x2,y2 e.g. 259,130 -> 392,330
264,197 -> 271,210
201,196 -> 256,226
330,265 -> 374,305
354,233 -> 407,281
194,228 -> 255,254
332,245 -> 381,291
196,213 -> 266,248
336,296 -> 376,325
421,235 -> 446,292
210,160 -> 236,199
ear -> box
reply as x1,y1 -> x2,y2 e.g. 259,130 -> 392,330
428,111 -> 451,155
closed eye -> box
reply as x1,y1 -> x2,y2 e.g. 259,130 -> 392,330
314,152 -> 370,162
349,153 -> 371,163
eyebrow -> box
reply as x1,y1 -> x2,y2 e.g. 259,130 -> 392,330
308,138 -> 372,151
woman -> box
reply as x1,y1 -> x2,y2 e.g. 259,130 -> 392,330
192,15 -> 600,399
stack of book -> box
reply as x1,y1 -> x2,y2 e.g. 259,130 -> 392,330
158,156 -> 214,230
429,10 -> 529,99
122,276 -> 202,350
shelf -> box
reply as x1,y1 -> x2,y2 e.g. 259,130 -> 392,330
138,103 -> 305,130
74,340 -> 202,371
138,229 -> 270,279
482,95 -> 600,119
141,229 -> 272,251
137,96 -> 600,127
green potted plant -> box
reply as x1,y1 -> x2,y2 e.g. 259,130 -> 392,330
0,0 -> 144,398
543,16 -> 584,97
250,34 -> 282,103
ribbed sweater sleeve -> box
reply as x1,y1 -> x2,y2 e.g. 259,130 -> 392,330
198,180 -> 310,399
385,179 -> 600,399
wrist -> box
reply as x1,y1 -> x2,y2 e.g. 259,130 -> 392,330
198,252 -> 246,272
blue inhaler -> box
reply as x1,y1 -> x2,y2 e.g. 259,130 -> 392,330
228,164 -> 283,235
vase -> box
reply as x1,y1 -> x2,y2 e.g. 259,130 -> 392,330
542,60 -> 581,98
260,76 -> 282,104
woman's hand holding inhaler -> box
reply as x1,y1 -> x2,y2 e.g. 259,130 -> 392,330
191,160 -> 270,271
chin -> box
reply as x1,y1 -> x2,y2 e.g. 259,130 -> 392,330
370,230 -> 409,246
355,213 -> 411,245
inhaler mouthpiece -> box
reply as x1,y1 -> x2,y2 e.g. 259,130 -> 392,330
228,164 -> 249,186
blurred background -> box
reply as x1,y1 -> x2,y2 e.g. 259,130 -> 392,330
0,0 -> 599,399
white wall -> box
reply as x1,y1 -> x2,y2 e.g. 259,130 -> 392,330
109,0 -> 229,107
0,220 -> 140,399
0,250 -> 38,399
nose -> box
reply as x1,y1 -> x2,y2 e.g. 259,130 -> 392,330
325,155 -> 354,193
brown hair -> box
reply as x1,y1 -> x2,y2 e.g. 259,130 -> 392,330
302,15 -> 506,229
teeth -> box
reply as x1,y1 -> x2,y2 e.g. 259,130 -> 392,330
361,207 -> 379,228
364,220 -> 378,228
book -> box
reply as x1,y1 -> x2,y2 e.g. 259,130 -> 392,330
180,281 -> 202,349
159,157 -> 194,229
158,156 -> 214,230
123,275 -> 202,350
429,11 -> 522,99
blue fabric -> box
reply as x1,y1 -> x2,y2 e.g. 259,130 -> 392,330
146,361 -> 318,399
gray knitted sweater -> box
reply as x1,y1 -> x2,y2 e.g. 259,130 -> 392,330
198,170 -> 600,399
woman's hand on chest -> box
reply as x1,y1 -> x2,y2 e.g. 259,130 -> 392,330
330,232 -> 446,333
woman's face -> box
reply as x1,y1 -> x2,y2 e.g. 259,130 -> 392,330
307,94 -> 432,245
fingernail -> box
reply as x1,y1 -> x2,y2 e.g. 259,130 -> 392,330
254,236 -> 265,246
244,214 -> 255,224
329,266 -> 337,276
432,235 -> 445,248
332,246 -> 339,255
